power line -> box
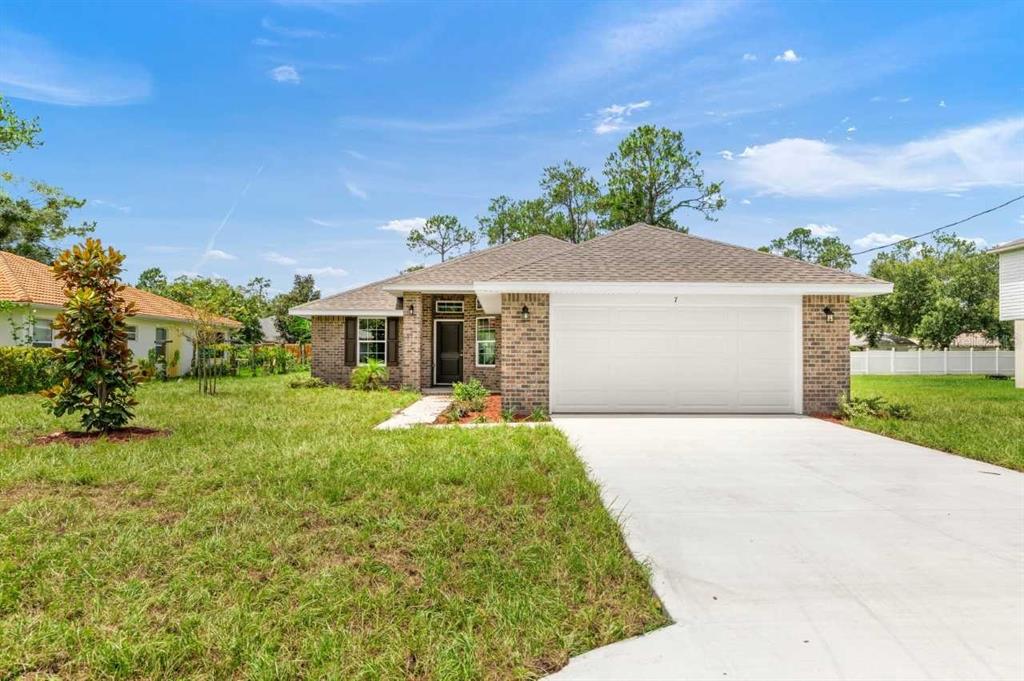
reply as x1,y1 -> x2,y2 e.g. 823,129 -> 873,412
850,193 -> 1024,256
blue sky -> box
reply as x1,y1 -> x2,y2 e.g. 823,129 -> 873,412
2,0 -> 1022,293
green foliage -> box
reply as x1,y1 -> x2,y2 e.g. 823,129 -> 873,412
760,227 -> 854,270
452,378 -> 489,412
0,95 -> 94,263
258,345 -> 295,375
540,161 -> 601,243
0,346 -> 59,395
838,394 -> 912,420
602,125 -> 725,232
477,195 -> 555,245
272,274 -> 319,343
289,375 -> 327,389
407,214 -> 478,262
351,358 -> 388,390
42,239 -> 139,431
236,277 -> 270,345
529,406 -> 549,422
501,407 -> 516,422
851,234 -> 1010,349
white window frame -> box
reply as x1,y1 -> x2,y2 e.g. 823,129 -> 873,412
434,299 -> 464,314
126,325 -> 138,341
32,319 -> 53,348
475,316 -> 497,367
155,327 -> 168,348
357,316 -> 387,365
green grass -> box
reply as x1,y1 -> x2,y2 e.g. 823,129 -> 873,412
850,375 -> 1024,471
0,374 -> 667,679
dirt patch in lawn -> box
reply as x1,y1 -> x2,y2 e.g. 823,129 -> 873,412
32,427 -> 170,447
434,394 -> 544,425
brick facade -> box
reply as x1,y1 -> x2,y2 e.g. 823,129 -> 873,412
802,295 -> 850,415
310,315 -> 403,388
500,293 -> 549,415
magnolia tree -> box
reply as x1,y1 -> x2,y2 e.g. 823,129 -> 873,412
43,239 -> 139,432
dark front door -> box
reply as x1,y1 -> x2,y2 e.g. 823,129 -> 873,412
435,321 -> 463,385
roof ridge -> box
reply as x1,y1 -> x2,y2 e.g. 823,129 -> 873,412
390,233 -> 572,285
484,228 -> 637,280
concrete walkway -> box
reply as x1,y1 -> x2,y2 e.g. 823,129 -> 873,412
549,415 -> 1024,681
374,395 -> 450,430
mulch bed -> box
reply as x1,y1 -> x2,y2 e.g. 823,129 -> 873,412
434,394 -> 539,425
33,427 -> 170,447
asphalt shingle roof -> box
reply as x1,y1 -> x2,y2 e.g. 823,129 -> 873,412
0,250 -> 241,327
290,275 -> 403,314
486,223 -> 887,285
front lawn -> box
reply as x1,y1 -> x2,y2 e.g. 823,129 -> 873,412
0,374 -> 667,679
850,375 -> 1024,471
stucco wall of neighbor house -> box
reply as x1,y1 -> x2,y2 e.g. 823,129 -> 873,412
802,294 -> 850,414
500,293 -> 549,415
1,306 -> 196,376
311,315 -> 404,388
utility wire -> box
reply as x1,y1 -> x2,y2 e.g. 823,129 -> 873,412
850,193 -> 1024,256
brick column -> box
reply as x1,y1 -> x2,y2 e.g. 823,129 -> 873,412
400,293 -> 422,391
500,293 -> 549,415
802,295 -> 850,414
311,316 -> 345,385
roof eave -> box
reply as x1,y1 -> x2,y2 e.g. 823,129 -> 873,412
474,280 -> 894,298
289,307 -> 404,318
990,238 -> 1024,255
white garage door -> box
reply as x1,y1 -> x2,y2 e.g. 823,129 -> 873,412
549,294 -> 801,413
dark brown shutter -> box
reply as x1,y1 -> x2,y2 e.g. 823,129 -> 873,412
344,317 -> 357,366
386,318 -> 399,365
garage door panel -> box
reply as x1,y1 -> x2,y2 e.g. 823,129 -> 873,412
551,294 -> 799,414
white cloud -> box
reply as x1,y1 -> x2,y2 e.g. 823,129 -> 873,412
774,49 -> 801,63
740,198 -> 751,205
345,181 -> 368,199
204,249 -> 237,261
898,96 -> 912,103
853,232 -> 908,250
308,217 -> 341,227
939,99 -> 947,108
298,266 -> 348,277
344,149 -> 368,160
804,223 -> 839,237
718,150 -> 734,161
742,53 -> 758,62
92,199 -> 131,213
269,65 -> 301,84
379,217 -> 426,233
1018,214 -> 1024,225
260,17 -> 325,39
963,236 -> 989,249
594,100 -> 651,135
252,37 -> 280,47
846,126 -> 857,133
731,117 -> 1024,197
264,251 -> 298,266
0,29 -> 151,106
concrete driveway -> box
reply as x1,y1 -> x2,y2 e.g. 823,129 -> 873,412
549,416 -> 1024,681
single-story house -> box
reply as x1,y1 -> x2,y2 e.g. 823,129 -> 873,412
849,332 -> 918,350
991,236 -> 1024,388
0,249 -> 240,376
291,223 -> 893,414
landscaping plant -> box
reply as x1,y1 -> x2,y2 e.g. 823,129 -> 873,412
41,239 -> 139,432
452,378 -> 489,412
351,358 -> 388,390
0,346 -> 60,395
838,394 -> 912,421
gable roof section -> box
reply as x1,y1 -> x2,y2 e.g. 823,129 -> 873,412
0,250 -> 241,327
382,234 -> 575,289
485,223 -> 888,286
289,275 -> 404,316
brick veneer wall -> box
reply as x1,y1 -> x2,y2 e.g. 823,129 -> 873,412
802,295 -> 850,414
310,315 -> 403,388
500,293 -> 549,415
400,293 -> 423,390
462,294 -> 501,390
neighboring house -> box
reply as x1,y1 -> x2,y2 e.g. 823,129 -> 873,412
291,224 -> 892,415
991,237 -> 1024,388
950,332 -> 1001,349
259,316 -> 283,343
849,332 -> 918,350
0,250 -> 240,377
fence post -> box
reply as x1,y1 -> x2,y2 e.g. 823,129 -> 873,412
995,347 -> 1000,375
917,348 -> 922,374
944,348 -> 948,375
969,347 -> 974,375
890,347 -> 896,374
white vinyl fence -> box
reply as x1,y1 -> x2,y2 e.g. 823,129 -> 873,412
850,348 -> 1015,376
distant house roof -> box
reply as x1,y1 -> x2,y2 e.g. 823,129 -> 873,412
990,237 -> 1024,255
486,224 -> 888,285
849,332 -> 918,349
0,250 -> 241,328
259,316 -> 282,342
951,332 -> 1001,348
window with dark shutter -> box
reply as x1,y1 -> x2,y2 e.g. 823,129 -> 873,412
344,317 -> 357,366
386,318 -> 399,364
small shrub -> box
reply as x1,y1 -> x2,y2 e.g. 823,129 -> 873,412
0,346 -> 60,395
529,406 -> 549,422
351,358 -> 388,390
501,408 -> 516,423
290,376 -> 327,389
452,378 -> 488,412
838,395 -> 912,420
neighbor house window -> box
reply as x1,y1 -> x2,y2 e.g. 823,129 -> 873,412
358,317 -> 387,364
126,325 -> 137,341
155,327 -> 168,352
435,300 -> 464,314
476,317 -> 496,366
32,320 -> 53,348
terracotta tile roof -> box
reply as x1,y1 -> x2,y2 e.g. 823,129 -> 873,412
487,223 -> 888,285
386,234 -> 575,287
0,250 -> 241,327
290,275 -> 403,314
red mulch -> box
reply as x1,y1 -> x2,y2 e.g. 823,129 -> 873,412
32,427 -> 170,447
812,414 -> 845,425
434,394 -> 534,425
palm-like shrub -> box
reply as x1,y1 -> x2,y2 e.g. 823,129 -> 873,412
351,358 -> 388,390
42,239 -> 139,432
